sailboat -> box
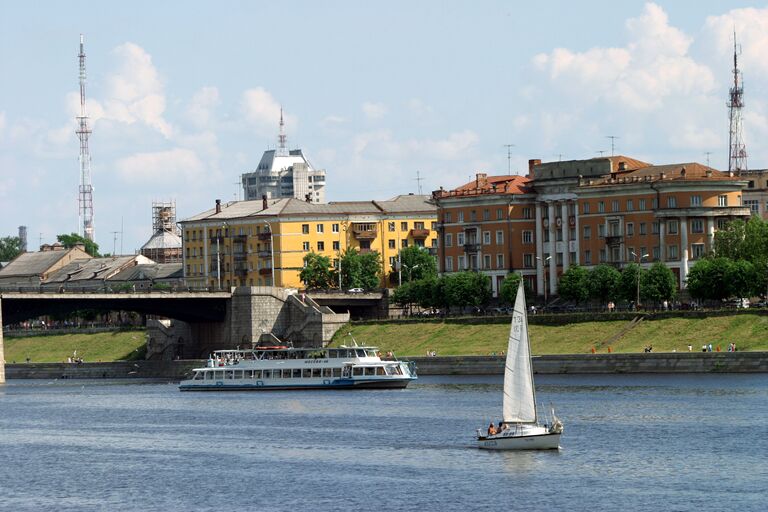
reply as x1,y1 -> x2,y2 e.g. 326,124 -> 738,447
476,281 -> 563,450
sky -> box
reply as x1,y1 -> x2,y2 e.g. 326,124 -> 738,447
1,1 -> 767,255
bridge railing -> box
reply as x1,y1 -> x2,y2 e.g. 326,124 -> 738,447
0,284 -> 227,294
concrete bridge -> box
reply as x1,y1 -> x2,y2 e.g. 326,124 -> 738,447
0,287 -> 350,384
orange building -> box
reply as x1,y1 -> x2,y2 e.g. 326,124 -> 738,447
432,156 -> 751,299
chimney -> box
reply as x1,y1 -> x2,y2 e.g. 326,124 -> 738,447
706,169 -> 713,178
74,242 -> 86,251
215,199 -> 221,214
528,159 -> 541,178
475,173 -> 488,188
305,193 -> 312,203
262,194 -> 268,211
681,167 -> 686,177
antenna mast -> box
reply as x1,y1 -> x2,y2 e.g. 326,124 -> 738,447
76,34 -> 95,241
727,30 -> 747,174
277,107 -> 288,156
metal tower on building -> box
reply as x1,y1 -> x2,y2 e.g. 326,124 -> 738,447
76,34 -> 95,241
277,107 -> 288,156
727,31 -> 748,174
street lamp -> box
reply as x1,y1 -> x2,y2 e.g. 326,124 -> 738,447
536,255 -> 551,304
216,225 -> 223,290
631,251 -> 649,309
264,220 -> 275,287
402,263 -> 421,283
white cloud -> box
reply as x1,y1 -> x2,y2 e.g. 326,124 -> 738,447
0,111 -> 6,136
351,129 -> 479,161
116,148 -> 204,184
185,86 -> 220,129
704,7 -> 768,76
241,87 -> 294,136
362,101 -> 387,120
534,2 -> 715,111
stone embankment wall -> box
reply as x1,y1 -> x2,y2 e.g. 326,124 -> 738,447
5,352 -> 767,380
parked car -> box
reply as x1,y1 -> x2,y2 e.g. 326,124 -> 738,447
725,298 -> 750,309
347,287 -> 364,293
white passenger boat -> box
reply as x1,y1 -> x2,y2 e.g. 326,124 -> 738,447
476,281 -> 563,450
179,341 -> 417,391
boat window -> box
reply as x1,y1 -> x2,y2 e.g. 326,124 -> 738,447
332,368 -> 341,378
376,367 -> 386,376
352,367 -> 363,376
204,371 -> 212,380
193,372 -> 203,380
329,350 -> 338,358
214,371 -> 224,380
323,368 -> 332,377
244,370 -> 253,379
364,367 -> 375,376
366,350 -> 377,357
235,370 -> 244,379
302,369 -> 312,378
224,370 -> 234,379
311,368 -> 321,378
356,350 -> 365,358
254,370 -> 262,379
263,370 -> 272,379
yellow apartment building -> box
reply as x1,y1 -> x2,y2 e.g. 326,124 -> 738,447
433,156 -> 751,298
180,195 -> 437,289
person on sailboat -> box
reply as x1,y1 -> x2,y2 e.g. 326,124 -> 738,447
487,422 -> 497,436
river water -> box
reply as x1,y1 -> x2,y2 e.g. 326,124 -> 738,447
0,374 -> 766,512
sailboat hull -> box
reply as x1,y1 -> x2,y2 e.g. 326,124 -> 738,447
477,432 -> 561,450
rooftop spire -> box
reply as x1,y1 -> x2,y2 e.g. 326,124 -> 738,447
277,107 -> 287,156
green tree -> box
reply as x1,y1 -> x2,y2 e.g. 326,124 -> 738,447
0,236 -> 22,261
618,263 -> 643,303
686,258 -> 731,301
443,271 -> 491,310
641,262 -> 677,304
339,248 -> 362,289
57,233 -> 100,257
588,264 -> 621,303
499,273 -> 533,306
396,246 -> 437,282
725,259 -> 758,298
557,265 -> 589,303
299,252 -> 334,289
359,250 -> 383,290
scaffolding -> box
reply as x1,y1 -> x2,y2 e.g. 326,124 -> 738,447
140,201 -> 182,263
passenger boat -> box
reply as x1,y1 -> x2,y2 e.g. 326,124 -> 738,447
476,281 -> 563,450
179,340 -> 417,391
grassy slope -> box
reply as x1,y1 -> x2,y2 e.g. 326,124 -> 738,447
4,331 -> 147,363
332,314 -> 768,356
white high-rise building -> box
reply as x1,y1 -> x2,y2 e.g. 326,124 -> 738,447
241,110 -> 326,203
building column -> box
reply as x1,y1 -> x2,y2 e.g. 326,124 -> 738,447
707,217 -> 715,252
658,221 -> 665,263
573,200 -> 580,265
203,226 -> 209,280
548,202 -> 557,296
680,217 -> 689,288
535,202 -> 544,296
560,202 -> 569,274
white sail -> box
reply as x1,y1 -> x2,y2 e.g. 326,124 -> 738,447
502,281 -> 537,424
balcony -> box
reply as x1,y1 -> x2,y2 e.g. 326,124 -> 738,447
352,224 -> 377,240
259,268 -> 273,276
463,243 -> 480,253
258,232 -> 272,241
257,250 -> 272,258
410,228 -> 430,239
605,235 -> 623,247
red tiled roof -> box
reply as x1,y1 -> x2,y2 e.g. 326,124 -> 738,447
433,174 -> 532,198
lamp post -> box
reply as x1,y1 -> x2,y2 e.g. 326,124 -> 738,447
264,220 -> 275,287
338,221 -> 347,290
216,226 -> 222,290
402,263 -> 420,283
631,251 -> 649,309
536,255 -> 551,304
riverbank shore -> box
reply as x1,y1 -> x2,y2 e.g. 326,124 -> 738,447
4,352 -> 766,380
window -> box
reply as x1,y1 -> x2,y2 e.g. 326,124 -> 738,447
667,196 -> 677,208
598,201 -> 605,213
626,199 -> 634,211
431,221 -> 437,230
483,231 -> 491,245
652,246 -> 660,260
302,224 -> 309,234
690,195 -> 702,207
626,223 -> 634,236
444,213 -> 452,223
414,221 -> 425,230
652,222 -> 660,235
583,226 -> 591,240
543,231 -> 549,242
691,219 -> 704,233
522,230 -> 533,244
317,241 -> 325,251
598,224 -> 605,238
457,233 -> 465,246
458,211 -> 464,222
470,210 -> 477,222
445,233 -> 453,247
556,253 -> 563,265
483,209 -> 490,221
522,207 -> 532,219
458,255 -> 466,270
497,208 -> 504,220
445,256 -> 453,271
639,199 -> 646,210
745,199 -> 759,213
496,254 -> 504,269
668,245 -> 679,260
692,243 -> 705,259
388,221 -> 395,232
718,195 -> 728,207
315,224 -> 323,234
717,218 -> 728,230
332,223 -> 339,233
401,221 -> 408,231
640,222 -> 647,235
401,240 -> 408,248
748,180 -> 755,189
333,241 -> 340,250
483,254 -> 491,269
668,220 -> 678,235
388,239 -> 396,249
523,254 -> 533,268
583,202 -> 590,214
584,250 -> 592,265
612,200 -> 619,212
496,231 -> 504,244
302,241 -> 310,251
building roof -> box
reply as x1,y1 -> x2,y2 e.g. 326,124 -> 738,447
108,263 -> 183,282
181,194 -> 435,223
0,248 -> 89,278
433,173 -> 532,199
581,162 -> 741,188
44,255 -> 153,283
140,230 -> 182,251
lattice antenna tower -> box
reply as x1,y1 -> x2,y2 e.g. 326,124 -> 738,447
76,34 -> 95,241
727,30 -> 748,174
277,107 -> 288,156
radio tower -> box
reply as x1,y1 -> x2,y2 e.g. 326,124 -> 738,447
76,34 -> 95,241
727,31 -> 747,174
277,107 -> 288,156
